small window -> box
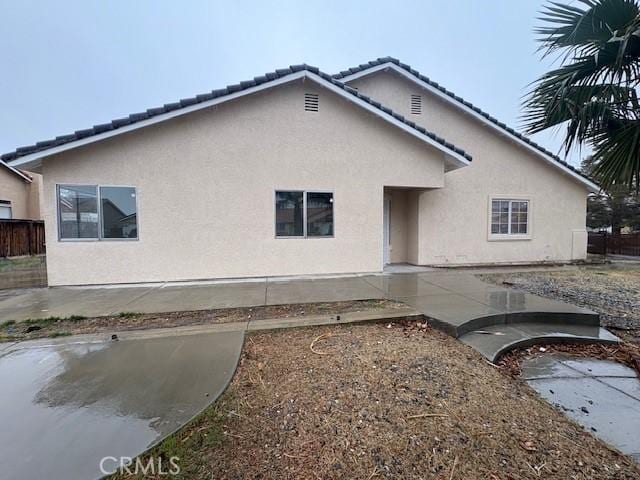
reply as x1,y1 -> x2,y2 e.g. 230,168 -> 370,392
490,199 -> 529,237
0,201 -> 12,219
304,93 -> 319,112
57,185 -> 138,240
410,94 -> 422,115
275,191 -> 333,238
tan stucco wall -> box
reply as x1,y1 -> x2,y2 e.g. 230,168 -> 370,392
0,168 -> 41,219
42,79 -> 447,285
26,172 -> 43,219
348,70 -> 589,265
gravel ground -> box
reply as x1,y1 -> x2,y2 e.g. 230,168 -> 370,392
478,266 -> 640,336
111,322 -> 639,479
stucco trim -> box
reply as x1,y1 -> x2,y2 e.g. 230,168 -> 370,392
337,62 -> 600,193
5,71 -> 470,171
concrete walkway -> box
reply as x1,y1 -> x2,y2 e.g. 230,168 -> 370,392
0,329 -> 244,480
0,268 -> 617,360
522,354 -> 640,462
0,268 -> 587,324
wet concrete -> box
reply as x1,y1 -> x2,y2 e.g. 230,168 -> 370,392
266,277 -> 384,305
0,272 -> 596,327
0,331 -> 244,480
460,323 -> 619,362
0,271 -> 608,362
521,354 -> 640,462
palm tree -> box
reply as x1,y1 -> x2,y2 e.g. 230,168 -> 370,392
522,0 -> 640,191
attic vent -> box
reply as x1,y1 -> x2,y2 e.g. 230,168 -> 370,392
410,94 -> 422,115
304,93 -> 319,112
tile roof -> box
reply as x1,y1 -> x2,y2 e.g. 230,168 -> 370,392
2,64 -> 471,164
333,57 -> 597,187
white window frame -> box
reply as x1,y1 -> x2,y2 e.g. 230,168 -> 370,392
274,190 -> 334,239
0,201 -> 12,220
56,184 -> 139,242
487,195 -> 532,241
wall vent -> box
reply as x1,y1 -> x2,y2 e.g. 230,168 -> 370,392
304,93 -> 319,112
410,94 -> 422,115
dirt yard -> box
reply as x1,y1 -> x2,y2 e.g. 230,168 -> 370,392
478,266 -> 640,342
0,299 -> 404,342
112,321 -> 639,479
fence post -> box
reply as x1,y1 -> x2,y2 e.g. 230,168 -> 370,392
603,231 -> 607,257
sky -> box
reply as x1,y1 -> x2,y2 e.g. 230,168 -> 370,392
0,0 -> 585,166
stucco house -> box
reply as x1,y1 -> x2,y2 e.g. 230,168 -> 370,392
0,160 -> 42,220
2,57 -> 598,286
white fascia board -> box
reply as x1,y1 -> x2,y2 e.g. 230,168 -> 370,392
6,72 -> 308,170
339,63 -> 600,192
7,70 -> 469,171
0,161 -> 32,182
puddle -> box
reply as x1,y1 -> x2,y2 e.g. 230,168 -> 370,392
521,354 -> 640,462
0,331 -> 243,479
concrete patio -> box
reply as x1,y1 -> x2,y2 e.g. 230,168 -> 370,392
521,354 -> 640,462
0,269 -> 617,359
0,329 -> 244,480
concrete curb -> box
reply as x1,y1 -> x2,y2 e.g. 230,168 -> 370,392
1,307 -> 423,353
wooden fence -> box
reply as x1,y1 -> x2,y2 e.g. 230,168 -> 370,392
587,232 -> 640,257
0,220 -> 46,257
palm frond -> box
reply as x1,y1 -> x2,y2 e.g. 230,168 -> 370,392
591,118 -> 640,189
523,0 -> 640,189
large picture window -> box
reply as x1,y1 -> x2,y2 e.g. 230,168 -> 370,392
490,198 -> 529,237
57,185 -> 138,240
275,191 -> 333,238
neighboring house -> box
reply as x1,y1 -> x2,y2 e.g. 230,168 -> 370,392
2,57 -> 598,286
0,160 -> 42,220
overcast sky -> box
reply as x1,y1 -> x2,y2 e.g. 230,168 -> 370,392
0,0 -> 584,165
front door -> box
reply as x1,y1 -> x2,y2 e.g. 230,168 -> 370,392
383,196 -> 391,265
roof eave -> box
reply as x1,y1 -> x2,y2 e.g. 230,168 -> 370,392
6,69 -> 471,172
0,160 -> 32,183
336,61 -> 600,193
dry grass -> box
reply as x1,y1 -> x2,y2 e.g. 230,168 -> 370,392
112,321 -> 639,479
499,342 -> 640,378
0,299 -> 402,342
